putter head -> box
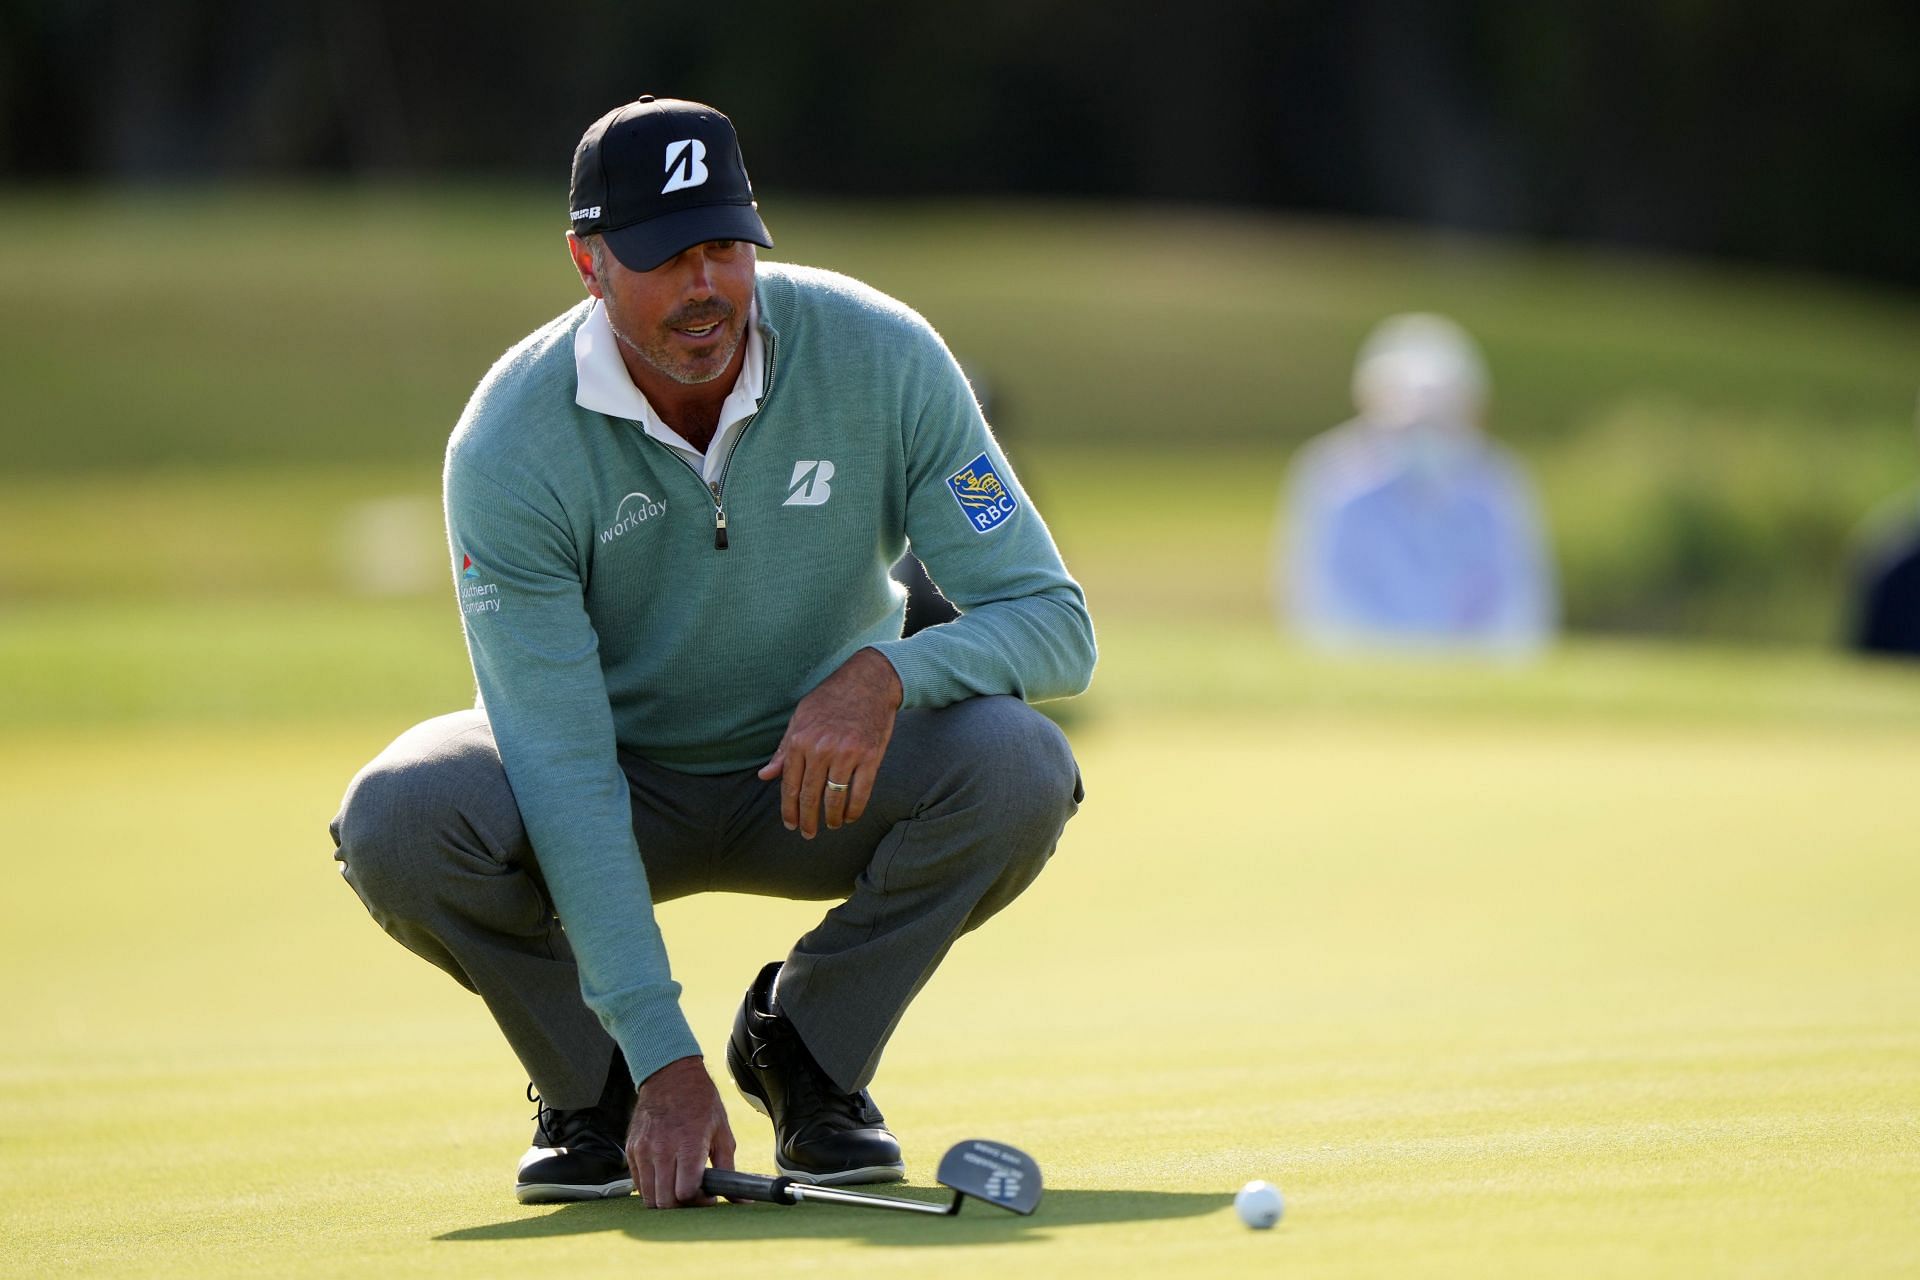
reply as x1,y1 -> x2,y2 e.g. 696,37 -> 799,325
936,1139 -> 1043,1215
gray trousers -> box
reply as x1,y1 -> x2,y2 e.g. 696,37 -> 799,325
329,695 -> 1081,1109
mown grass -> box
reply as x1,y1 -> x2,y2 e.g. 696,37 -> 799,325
3,643 -> 1917,1278
2,189 -> 1917,640
0,436 -> 1911,647
9,595 -> 1920,736
4,189 -> 1913,469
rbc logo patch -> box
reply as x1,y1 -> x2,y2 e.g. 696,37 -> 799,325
946,453 -> 1019,533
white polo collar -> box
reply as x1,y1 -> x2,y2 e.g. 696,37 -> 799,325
573,298 -> 766,484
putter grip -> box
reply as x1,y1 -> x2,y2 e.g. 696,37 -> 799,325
702,1169 -> 796,1204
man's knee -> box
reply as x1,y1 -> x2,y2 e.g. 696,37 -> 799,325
944,696 -> 1083,858
330,712 -> 520,917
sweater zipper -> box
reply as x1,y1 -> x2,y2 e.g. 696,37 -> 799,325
658,328 -> 778,552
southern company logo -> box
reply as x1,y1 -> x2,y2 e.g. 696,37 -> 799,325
946,453 -> 1018,533
458,552 -> 499,616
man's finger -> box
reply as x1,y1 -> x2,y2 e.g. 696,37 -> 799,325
821,759 -> 855,830
662,1150 -> 686,1208
779,748 -> 803,831
675,1148 -> 714,1207
756,744 -> 786,782
656,1148 -> 698,1208
794,750 -> 827,839
640,1150 -> 666,1207
846,719 -> 894,825
707,1135 -> 739,1202
845,759 -> 878,825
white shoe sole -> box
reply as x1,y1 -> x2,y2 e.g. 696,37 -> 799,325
778,1160 -> 907,1186
737,1089 -> 907,1185
515,1178 -> 635,1204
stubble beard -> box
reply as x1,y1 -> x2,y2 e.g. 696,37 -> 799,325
604,300 -> 743,388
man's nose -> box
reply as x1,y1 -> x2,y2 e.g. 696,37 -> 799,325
681,249 -> 714,295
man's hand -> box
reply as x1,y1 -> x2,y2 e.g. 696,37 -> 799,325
626,1056 -> 735,1208
757,647 -> 903,838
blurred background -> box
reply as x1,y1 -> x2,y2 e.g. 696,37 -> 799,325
3,0 -> 1919,714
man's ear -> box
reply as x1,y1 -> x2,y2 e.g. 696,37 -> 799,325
565,232 -> 603,299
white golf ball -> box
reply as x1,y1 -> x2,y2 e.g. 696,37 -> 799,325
1234,1179 -> 1284,1229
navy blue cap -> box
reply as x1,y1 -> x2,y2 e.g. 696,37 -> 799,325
568,96 -> 773,272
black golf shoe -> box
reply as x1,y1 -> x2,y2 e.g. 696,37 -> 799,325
726,961 -> 905,1185
514,1049 -> 636,1204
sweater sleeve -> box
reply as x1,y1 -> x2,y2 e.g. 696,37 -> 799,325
445,461 -> 700,1088
868,341 -> 1097,707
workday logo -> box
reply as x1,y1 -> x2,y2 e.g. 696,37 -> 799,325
661,139 -> 709,194
599,492 -> 668,544
783,460 -> 835,507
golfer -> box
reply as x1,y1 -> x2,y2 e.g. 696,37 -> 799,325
328,97 -> 1093,1210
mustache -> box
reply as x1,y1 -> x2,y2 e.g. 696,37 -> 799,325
664,300 -> 735,329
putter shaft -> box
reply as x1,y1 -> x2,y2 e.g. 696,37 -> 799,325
701,1138 -> 1040,1217
788,1184 -> 958,1215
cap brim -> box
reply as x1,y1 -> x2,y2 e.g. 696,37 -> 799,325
601,204 -> 774,272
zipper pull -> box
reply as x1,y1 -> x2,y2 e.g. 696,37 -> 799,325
714,505 -> 729,550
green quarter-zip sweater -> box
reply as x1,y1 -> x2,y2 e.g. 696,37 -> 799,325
443,262 -> 1096,1088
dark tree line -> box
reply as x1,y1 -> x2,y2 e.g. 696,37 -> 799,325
3,0 -> 1916,284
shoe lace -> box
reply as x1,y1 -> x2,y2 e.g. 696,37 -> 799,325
527,1083 -> 608,1149
750,1038 -> 881,1131
527,1082 -> 559,1144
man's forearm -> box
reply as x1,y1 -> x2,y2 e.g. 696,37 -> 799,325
871,585 -> 1096,710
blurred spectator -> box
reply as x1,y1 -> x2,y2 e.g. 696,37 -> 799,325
1848,397 -> 1920,658
1278,314 -> 1556,656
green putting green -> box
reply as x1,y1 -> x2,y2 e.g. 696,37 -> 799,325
3,611 -> 1917,1278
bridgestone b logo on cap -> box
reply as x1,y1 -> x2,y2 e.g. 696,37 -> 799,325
569,206 -> 601,222
661,139 -> 710,194
947,453 -> 1019,533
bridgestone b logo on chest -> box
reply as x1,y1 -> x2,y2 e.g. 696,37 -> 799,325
783,460 -> 835,507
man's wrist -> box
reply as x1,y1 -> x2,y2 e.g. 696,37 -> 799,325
639,1054 -> 705,1092
857,645 -> 905,710
611,1003 -> 703,1092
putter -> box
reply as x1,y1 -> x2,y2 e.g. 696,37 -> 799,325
701,1138 -> 1042,1216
